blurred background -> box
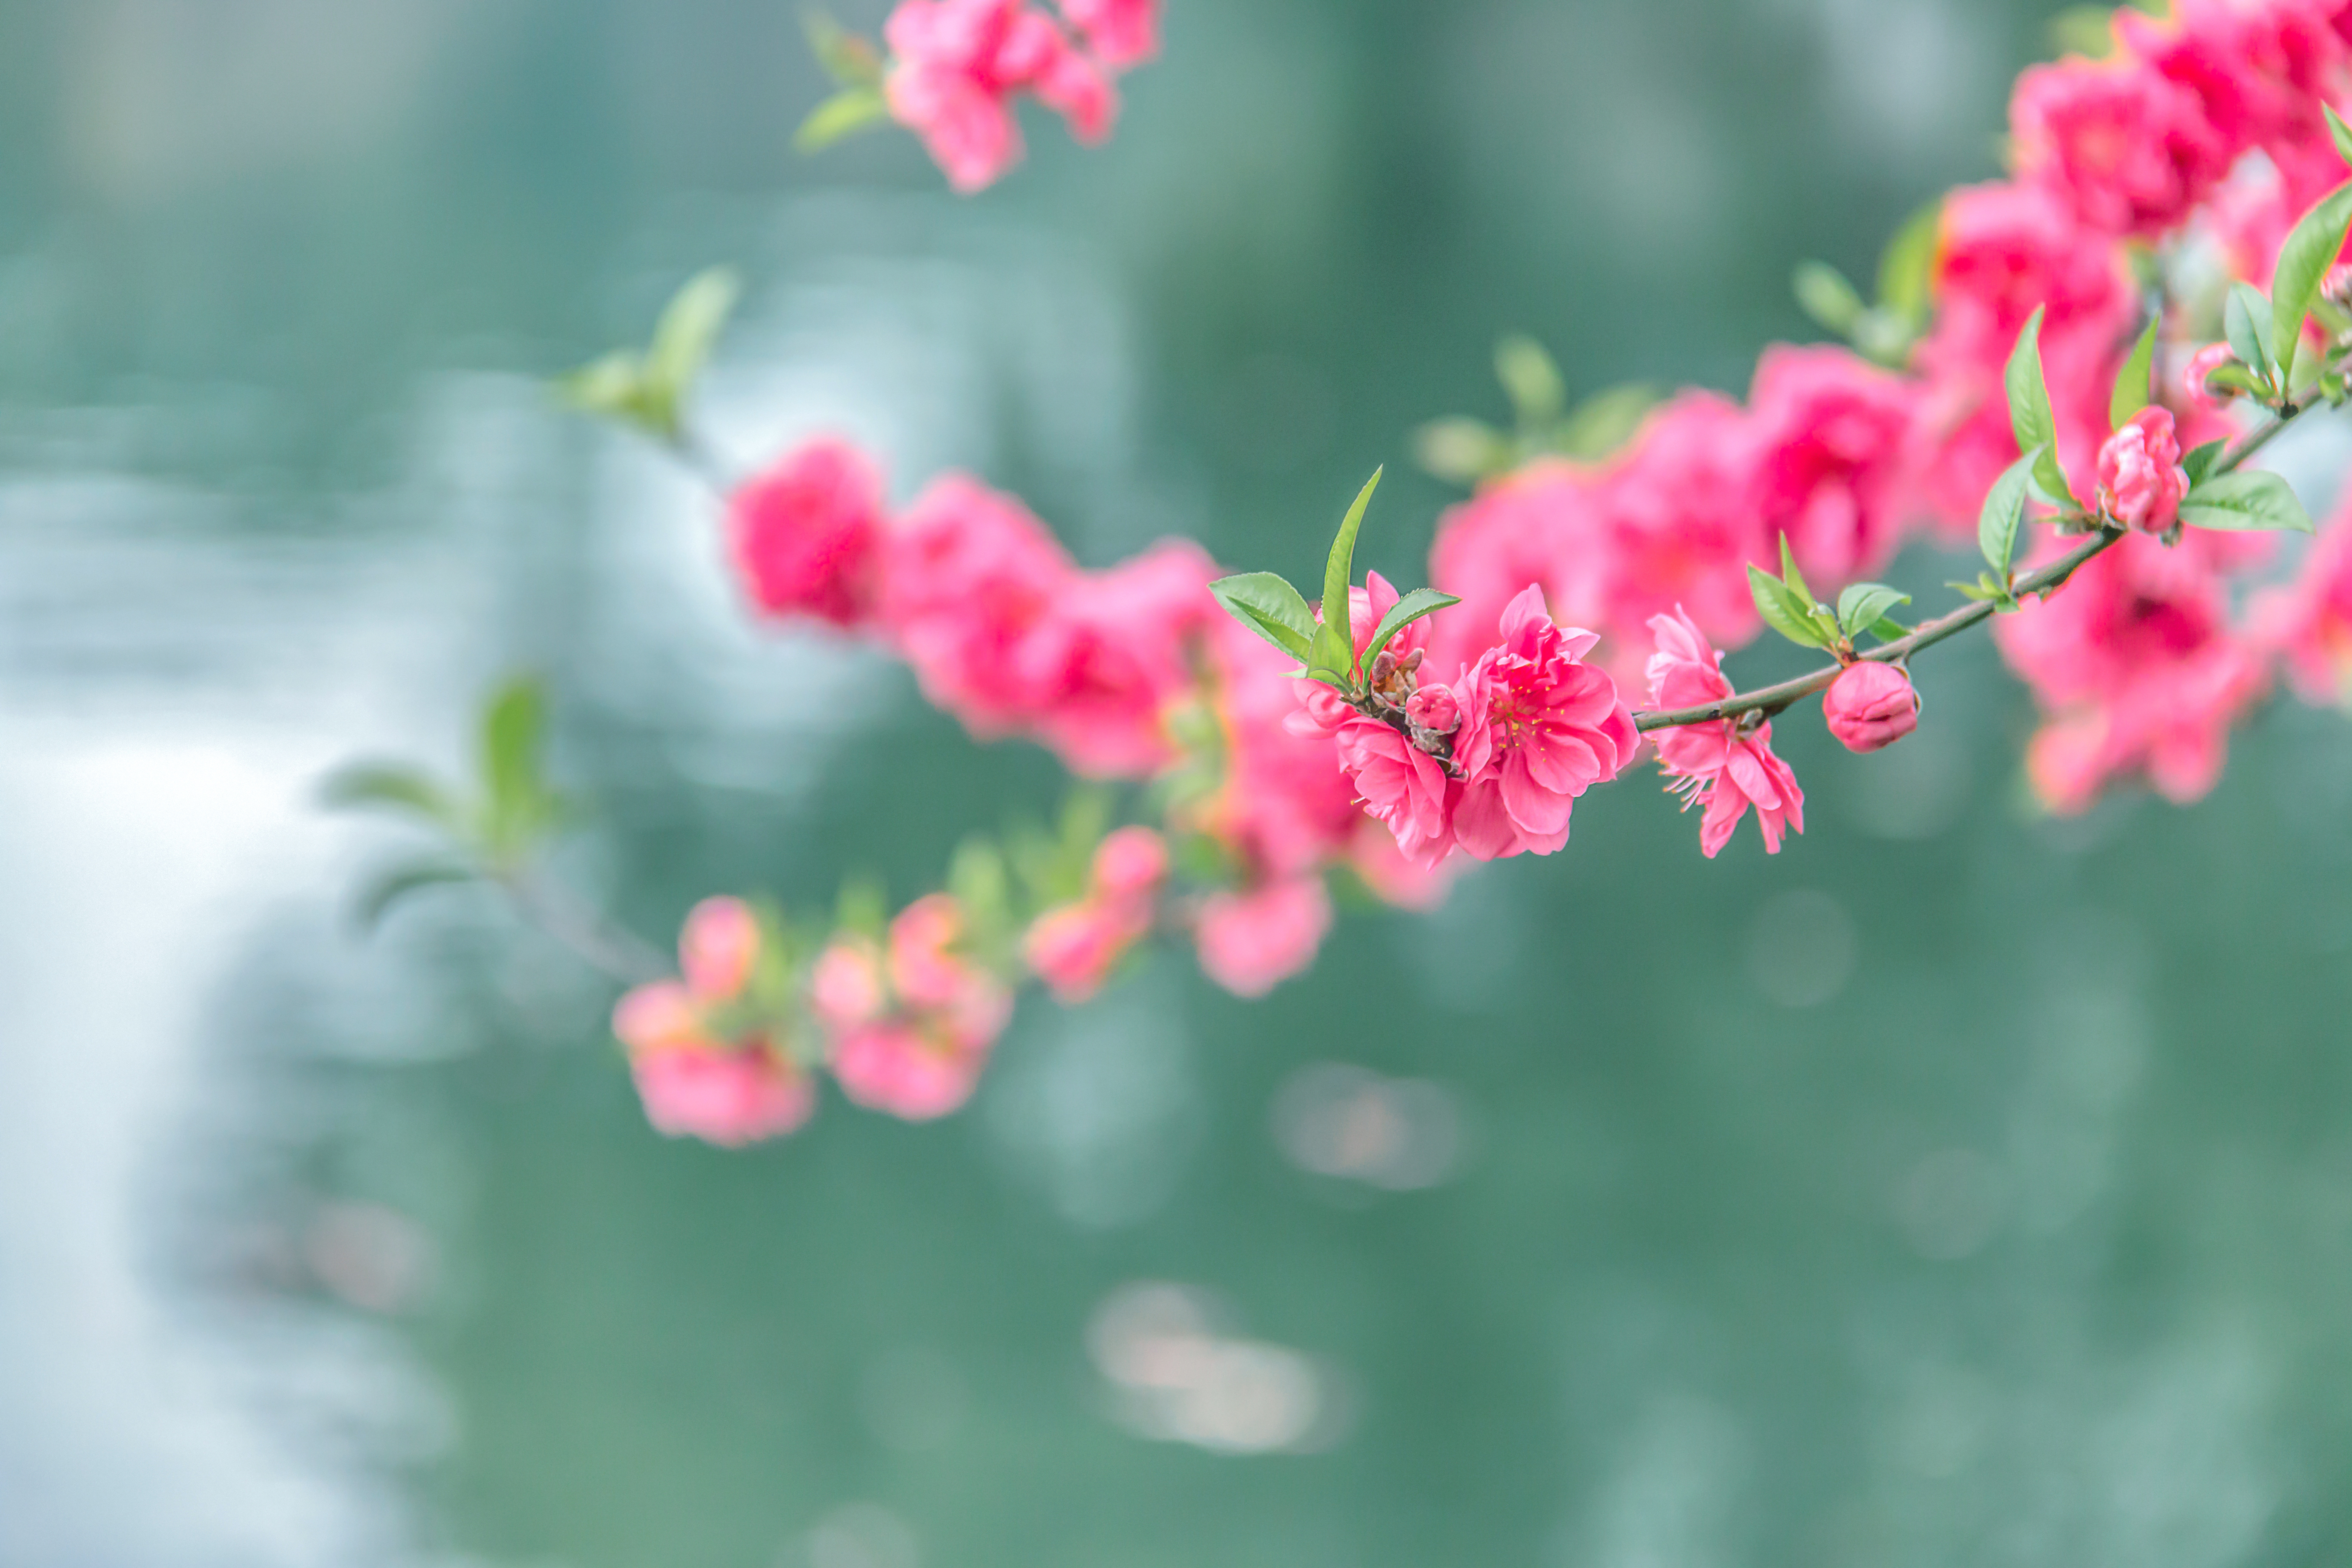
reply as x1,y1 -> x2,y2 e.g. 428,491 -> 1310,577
5,0 -> 2352,1564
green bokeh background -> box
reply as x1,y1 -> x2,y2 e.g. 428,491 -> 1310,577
4,2 -> 2352,1565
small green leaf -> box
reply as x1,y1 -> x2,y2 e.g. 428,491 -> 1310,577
554,351 -> 650,423
1316,467 -> 1382,681
1363,588 -> 1461,664
2181,438 -> 2227,486
2225,281 -> 2275,388
2179,469 -> 2315,533
644,268 -> 741,421
1553,383 -> 1657,461
2110,313 -> 2159,429
1867,616 -> 1911,643
2047,5 -> 2119,58
1210,573 -> 1317,661
1793,261 -> 1867,337
2270,181 -> 2352,388
2330,104 -> 2352,169
1948,579 -> 2003,603
794,86 -> 889,153
1978,445 -> 2040,578
1413,417 -> 1510,484
1875,198 -> 1944,322
1836,582 -> 1912,638
1776,533 -> 1815,611
1749,565 -> 1828,650
355,860 -> 476,931
2004,308 -> 2075,505
1494,337 -> 1565,429
320,762 -> 461,830
803,10 -> 883,87
480,675 -> 557,862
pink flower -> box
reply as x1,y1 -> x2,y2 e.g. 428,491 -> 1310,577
1646,607 -> 1807,857
2183,341 -> 2241,411
888,893 -> 1009,1032
1194,877 -> 1332,997
630,1045 -> 815,1148
1746,345 -> 1922,585
727,438 -> 886,627
678,897 -> 760,1002
1181,613 -> 1365,883
879,473 -> 1077,734
830,1022 -> 989,1121
1446,586 -> 1639,861
612,981 -> 710,1055
1057,0 -> 1159,69
2252,486 -> 2352,704
1335,714 -> 1455,869
1014,541 -> 1216,777
809,942 -> 887,1029
1020,825 -> 1165,1001
1426,459 -> 1621,682
1822,662 -> 1920,753
1404,684 -> 1459,734
2011,54 -> 2232,238
2097,407 -> 2191,533
1993,530 -> 2270,811
1090,824 -> 1169,905
883,0 -> 1118,193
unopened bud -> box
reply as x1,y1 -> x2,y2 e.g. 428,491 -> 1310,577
1405,684 -> 1461,735
1822,661 -> 1919,753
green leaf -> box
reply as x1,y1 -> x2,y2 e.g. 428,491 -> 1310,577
554,351 -> 649,423
1978,444 -> 2040,578
794,86 -> 889,153
2181,438 -> 2227,486
803,9 -> 883,87
480,675 -> 555,861
354,860 -> 475,931
1776,533 -> 1815,611
320,762 -> 460,830
1836,582 -> 1912,638
643,268 -> 741,421
1748,565 -> 1829,650
2225,281 -> 2275,388
2269,181 -> 2352,388
1315,467 -> 1382,681
1363,589 -> 1461,664
1867,616 -> 1911,643
2047,5 -> 2120,58
1875,199 -> 1944,322
1948,579 -> 2003,603
2110,314 -> 2159,429
2179,469 -> 2315,533
2004,308 -> 2074,504
1209,572 -> 1317,661
2330,104 -> 2352,169
1553,383 -> 1657,460
1412,417 -> 1510,484
1494,337 -> 1565,429
1793,261 -> 1867,337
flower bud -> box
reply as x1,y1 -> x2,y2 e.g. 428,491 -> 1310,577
2095,407 -> 2190,534
1823,661 -> 1920,753
679,896 -> 760,1003
1090,825 -> 1168,905
1404,684 -> 1461,735
2183,341 -> 2240,412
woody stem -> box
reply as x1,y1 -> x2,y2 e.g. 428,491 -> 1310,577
1630,402 -> 2306,734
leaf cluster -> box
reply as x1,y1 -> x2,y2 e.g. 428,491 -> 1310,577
554,268 -> 740,445
1414,336 -> 1657,485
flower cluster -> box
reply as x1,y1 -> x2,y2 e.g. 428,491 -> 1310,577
882,0 -> 1159,191
810,894 -> 1015,1121
1024,825 -> 1168,1001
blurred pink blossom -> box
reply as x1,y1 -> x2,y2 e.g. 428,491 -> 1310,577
1194,877 -> 1332,997
728,438 -> 886,627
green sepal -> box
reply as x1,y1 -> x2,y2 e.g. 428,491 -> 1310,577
2269,181 -> 2352,388
1313,467 -> 1382,683
1836,582 -> 1911,639
1363,588 -> 1461,665
2110,314 -> 2159,429
2179,469 -> 2315,533
1210,572 -> 1317,661
1749,564 -> 1830,650
1978,445 -> 2040,579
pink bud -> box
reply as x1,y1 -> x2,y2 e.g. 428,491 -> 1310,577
808,942 -> 886,1030
2095,407 -> 2190,534
612,981 -> 708,1054
1090,825 -> 1168,905
2183,342 -> 2239,412
678,897 -> 760,1003
1822,662 -> 1920,753
1022,900 -> 1133,1003
1404,684 -> 1460,734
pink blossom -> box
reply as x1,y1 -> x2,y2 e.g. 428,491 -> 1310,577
612,981 -> 710,1055
727,438 -> 886,627
1014,541 -> 1216,776
1194,876 -> 1332,997
1020,825 -> 1165,1001
1057,0 -> 1159,69
2183,342 -> 2242,410
1822,662 -> 1920,753
1179,613 -> 1364,885
1993,530 -> 2270,811
2011,54 -> 2232,238
1746,345 -> 1922,585
1335,714 -> 1455,869
1090,824 -> 1169,905
883,0 -> 1117,193
1646,607 -> 1806,857
830,1022 -> 989,1121
888,893 -> 1010,1035
1425,460 -> 1619,681
630,1045 -> 815,1148
2252,487 -> 2352,704
879,473 -> 1078,734
2096,407 -> 2191,533
808,941 -> 887,1030
678,897 -> 760,1003
1447,586 -> 1639,861
1589,395 -> 1772,672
